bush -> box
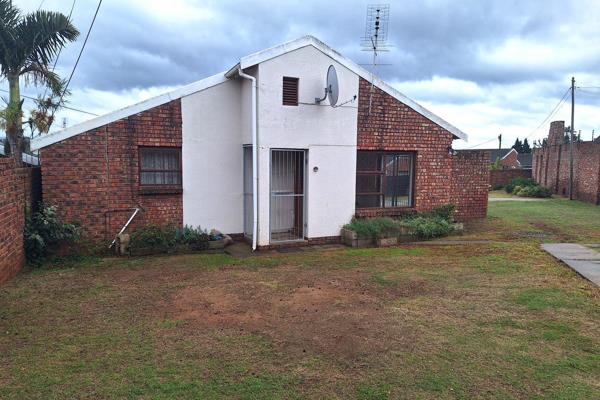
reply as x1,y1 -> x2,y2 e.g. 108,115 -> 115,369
402,216 -> 454,239
129,225 -> 210,254
343,217 -> 400,238
514,185 -> 552,198
24,205 -> 79,265
505,177 -> 535,194
428,204 -> 455,222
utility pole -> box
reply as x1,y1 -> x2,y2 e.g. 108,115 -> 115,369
498,133 -> 502,149
569,76 -> 575,200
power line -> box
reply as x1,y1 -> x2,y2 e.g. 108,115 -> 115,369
0,88 -> 98,116
59,0 -> 101,103
466,137 -> 498,149
524,87 -> 571,140
41,0 -> 77,100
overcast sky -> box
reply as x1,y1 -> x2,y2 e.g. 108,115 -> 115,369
13,0 -> 600,148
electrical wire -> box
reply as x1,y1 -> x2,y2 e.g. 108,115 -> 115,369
465,137 -> 498,149
59,0 -> 102,104
0,88 -> 98,116
524,87 -> 571,140
41,0 -> 77,100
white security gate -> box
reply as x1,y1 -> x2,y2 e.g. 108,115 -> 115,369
270,150 -> 306,242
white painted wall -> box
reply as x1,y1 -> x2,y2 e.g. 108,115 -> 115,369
255,45 -> 359,245
182,79 -> 244,233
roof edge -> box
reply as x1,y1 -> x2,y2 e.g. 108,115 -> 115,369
240,35 -> 468,141
31,71 -> 228,151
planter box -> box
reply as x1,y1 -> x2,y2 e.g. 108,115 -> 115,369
341,228 -> 373,248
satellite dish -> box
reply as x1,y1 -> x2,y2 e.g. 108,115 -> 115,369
315,65 -> 340,106
326,65 -> 339,106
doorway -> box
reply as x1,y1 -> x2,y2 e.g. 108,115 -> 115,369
270,149 -> 306,242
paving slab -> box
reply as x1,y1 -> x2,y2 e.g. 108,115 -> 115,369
541,243 -> 600,286
489,197 -> 549,202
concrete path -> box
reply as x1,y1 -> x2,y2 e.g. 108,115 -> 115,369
489,197 -> 549,202
541,243 -> 600,286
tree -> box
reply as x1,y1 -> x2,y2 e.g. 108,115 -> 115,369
0,1 -> 79,166
522,138 -> 531,153
512,138 -> 523,153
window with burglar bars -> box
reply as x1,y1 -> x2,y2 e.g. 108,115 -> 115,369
282,77 -> 299,106
139,147 -> 182,186
356,151 -> 414,208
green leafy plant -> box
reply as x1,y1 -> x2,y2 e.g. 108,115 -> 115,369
514,185 -> 552,198
505,177 -> 535,194
402,216 -> 454,239
129,225 -> 211,254
24,204 -> 79,265
343,217 -> 401,239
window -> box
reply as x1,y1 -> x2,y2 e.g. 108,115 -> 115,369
282,76 -> 299,106
139,147 -> 181,186
356,151 -> 414,208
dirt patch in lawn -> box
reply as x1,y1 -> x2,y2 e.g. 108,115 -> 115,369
167,266 -> 430,359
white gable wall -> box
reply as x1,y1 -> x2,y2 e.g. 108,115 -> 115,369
255,45 -> 359,245
182,79 -> 245,234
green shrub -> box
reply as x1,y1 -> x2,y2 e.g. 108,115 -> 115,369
176,225 -> 210,250
491,184 -> 504,191
505,177 -> 535,193
24,205 -> 79,265
515,185 -> 552,198
129,224 -> 211,254
429,204 -> 455,222
343,217 -> 400,238
403,216 -> 454,239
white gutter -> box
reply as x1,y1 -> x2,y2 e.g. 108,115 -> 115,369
235,67 -> 258,251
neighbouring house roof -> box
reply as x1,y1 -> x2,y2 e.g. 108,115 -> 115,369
481,148 -> 513,163
31,35 -> 468,151
517,153 -> 532,168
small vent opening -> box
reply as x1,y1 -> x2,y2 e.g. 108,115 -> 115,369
282,77 -> 299,106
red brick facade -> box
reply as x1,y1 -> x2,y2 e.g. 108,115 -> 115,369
533,121 -> 600,204
500,149 -> 520,169
0,158 -> 27,284
40,100 -> 183,242
356,78 -> 488,220
450,151 -> 489,220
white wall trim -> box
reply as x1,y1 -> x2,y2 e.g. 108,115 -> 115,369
31,71 -> 228,151
240,35 -> 468,141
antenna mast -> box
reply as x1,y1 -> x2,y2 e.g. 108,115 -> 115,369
361,4 -> 390,116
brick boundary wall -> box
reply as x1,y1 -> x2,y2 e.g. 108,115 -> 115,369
451,151 -> 489,220
532,121 -> 600,204
40,100 -> 183,243
0,158 -> 31,284
490,169 -> 532,188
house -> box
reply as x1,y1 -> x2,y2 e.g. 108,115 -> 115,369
31,36 -> 489,250
484,148 -> 532,170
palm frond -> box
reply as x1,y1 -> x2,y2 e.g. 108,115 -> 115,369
21,63 -> 64,96
0,0 -> 21,74
17,10 -> 79,71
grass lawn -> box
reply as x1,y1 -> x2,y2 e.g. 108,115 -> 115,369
1,197 -> 599,399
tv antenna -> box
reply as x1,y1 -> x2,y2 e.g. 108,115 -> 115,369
361,4 -> 390,116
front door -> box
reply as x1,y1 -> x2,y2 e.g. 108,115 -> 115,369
270,149 -> 306,242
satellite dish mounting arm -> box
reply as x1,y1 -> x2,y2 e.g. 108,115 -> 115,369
315,86 -> 330,104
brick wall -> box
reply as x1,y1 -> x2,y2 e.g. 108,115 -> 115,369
356,77 -> 487,220
490,169 -> 532,188
40,100 -> 183,242
0,158 -> 27,284
532,121 -> 600,204
451,151 -> 489,220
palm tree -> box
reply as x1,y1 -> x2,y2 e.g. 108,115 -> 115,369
0,0 -> 79,165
